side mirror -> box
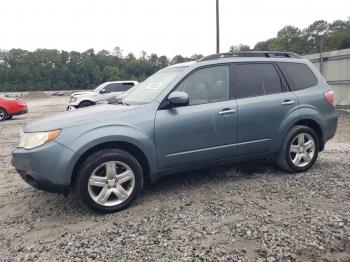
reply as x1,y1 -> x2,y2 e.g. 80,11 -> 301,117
168,91 -> 189,107
100,88 -> 107,94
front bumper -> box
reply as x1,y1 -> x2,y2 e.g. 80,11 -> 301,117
10,108 -> 28,116
66,105 -> 77,111
12,141 -> 76,193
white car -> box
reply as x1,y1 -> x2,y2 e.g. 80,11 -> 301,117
66,81 -> 138,110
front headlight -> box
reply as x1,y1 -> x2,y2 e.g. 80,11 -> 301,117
18,130 -> 61,149
70,96 -> 77,103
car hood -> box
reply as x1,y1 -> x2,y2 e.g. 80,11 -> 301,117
71,91 -> 97,97
24,104 -> 139,132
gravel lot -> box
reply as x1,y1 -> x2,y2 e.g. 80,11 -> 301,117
0,96 -> 349,262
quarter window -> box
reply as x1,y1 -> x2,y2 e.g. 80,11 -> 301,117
278,62 -> 318,90
175,65 -> 230,105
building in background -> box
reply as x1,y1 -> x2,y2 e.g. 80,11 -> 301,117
304,48 -> 350,107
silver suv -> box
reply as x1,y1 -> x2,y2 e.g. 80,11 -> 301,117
67,81 -> 138,110
12,51 -> 338,213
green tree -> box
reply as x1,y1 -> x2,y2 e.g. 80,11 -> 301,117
103,66 -> 121,81
303,20 -> 330,53
229,44 -> 251,52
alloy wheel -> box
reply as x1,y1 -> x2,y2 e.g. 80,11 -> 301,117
0,110 -> 6,120
289,133 -> 315,167
87,161 -> 135,206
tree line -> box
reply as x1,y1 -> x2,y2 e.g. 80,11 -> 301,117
231,18 -> 350,54
0,47 -> 201,92
1,18 -> 349,92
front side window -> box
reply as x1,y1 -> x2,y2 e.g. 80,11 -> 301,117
94,83 -> 108,92
236,63 -> 282,99
278,62 -> 318,91
175,65 -> 230,105
104,83 -> 123,93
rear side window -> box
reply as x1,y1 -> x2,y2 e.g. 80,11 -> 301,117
121,83 -> 135,91
278,62 -> 318,91
236,63 -> 282,99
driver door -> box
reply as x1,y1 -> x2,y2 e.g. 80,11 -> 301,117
99,83 -> 116,102
155,65 -> 238,170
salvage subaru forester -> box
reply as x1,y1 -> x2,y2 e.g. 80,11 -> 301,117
12,51 -> 338,213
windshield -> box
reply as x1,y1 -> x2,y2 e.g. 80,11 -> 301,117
123,67 -> 186,104
93,82 -> 108,92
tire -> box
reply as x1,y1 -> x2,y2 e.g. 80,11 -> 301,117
76,148 -> 143,213
277,125 -> 319,173
0,108 -> 7,121
7,116 -> 13,120
78,101 -> 94,108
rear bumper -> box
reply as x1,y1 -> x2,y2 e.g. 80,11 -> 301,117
324,111 -> 338,142
12,141 -> 76,193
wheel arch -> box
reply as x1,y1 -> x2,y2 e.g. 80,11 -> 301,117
293,119 -> 324,151
71,141 -> 151,187
78,100 -> 95,107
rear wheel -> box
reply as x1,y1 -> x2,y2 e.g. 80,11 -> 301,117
7,116 -> 13,120
76,149 -> 143,213
0,108 -> 7,121
78,101 -> 94,108
277,125 -> 319,173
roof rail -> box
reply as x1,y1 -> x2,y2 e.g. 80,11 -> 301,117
199,51 -> 301,61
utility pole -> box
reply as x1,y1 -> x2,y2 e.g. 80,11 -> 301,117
216,0 -> 220,53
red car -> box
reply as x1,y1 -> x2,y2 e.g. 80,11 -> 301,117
0,96 -> 28,121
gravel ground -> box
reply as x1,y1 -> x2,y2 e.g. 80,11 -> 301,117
0,97 -> 349,262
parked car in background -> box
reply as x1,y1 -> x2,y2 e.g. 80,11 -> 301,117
95,85 -> 139,106
51,91 -> 65,96
12,51 -> 337,213
0,96 -> 28,121
114,85 -> 138,104
66,81 -> 138,110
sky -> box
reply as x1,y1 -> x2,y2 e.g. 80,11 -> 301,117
0,0 -> 349,57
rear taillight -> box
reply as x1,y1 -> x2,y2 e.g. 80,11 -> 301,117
324,90 -> 335,107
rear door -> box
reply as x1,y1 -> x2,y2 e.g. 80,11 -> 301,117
234,62 -> 299,155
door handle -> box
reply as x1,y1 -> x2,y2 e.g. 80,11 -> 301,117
281,100 -> 295,105
218,108 -> 236,115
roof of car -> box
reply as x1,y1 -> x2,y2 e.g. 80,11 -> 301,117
200,51 -> 301,61
165,61 -> 196,69
165,51 -> 307,70
104,80 -> 139,84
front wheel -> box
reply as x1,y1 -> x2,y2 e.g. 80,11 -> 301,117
76,149 -> 143,213
0,108 -> 7,121
277,125 -> 319,173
